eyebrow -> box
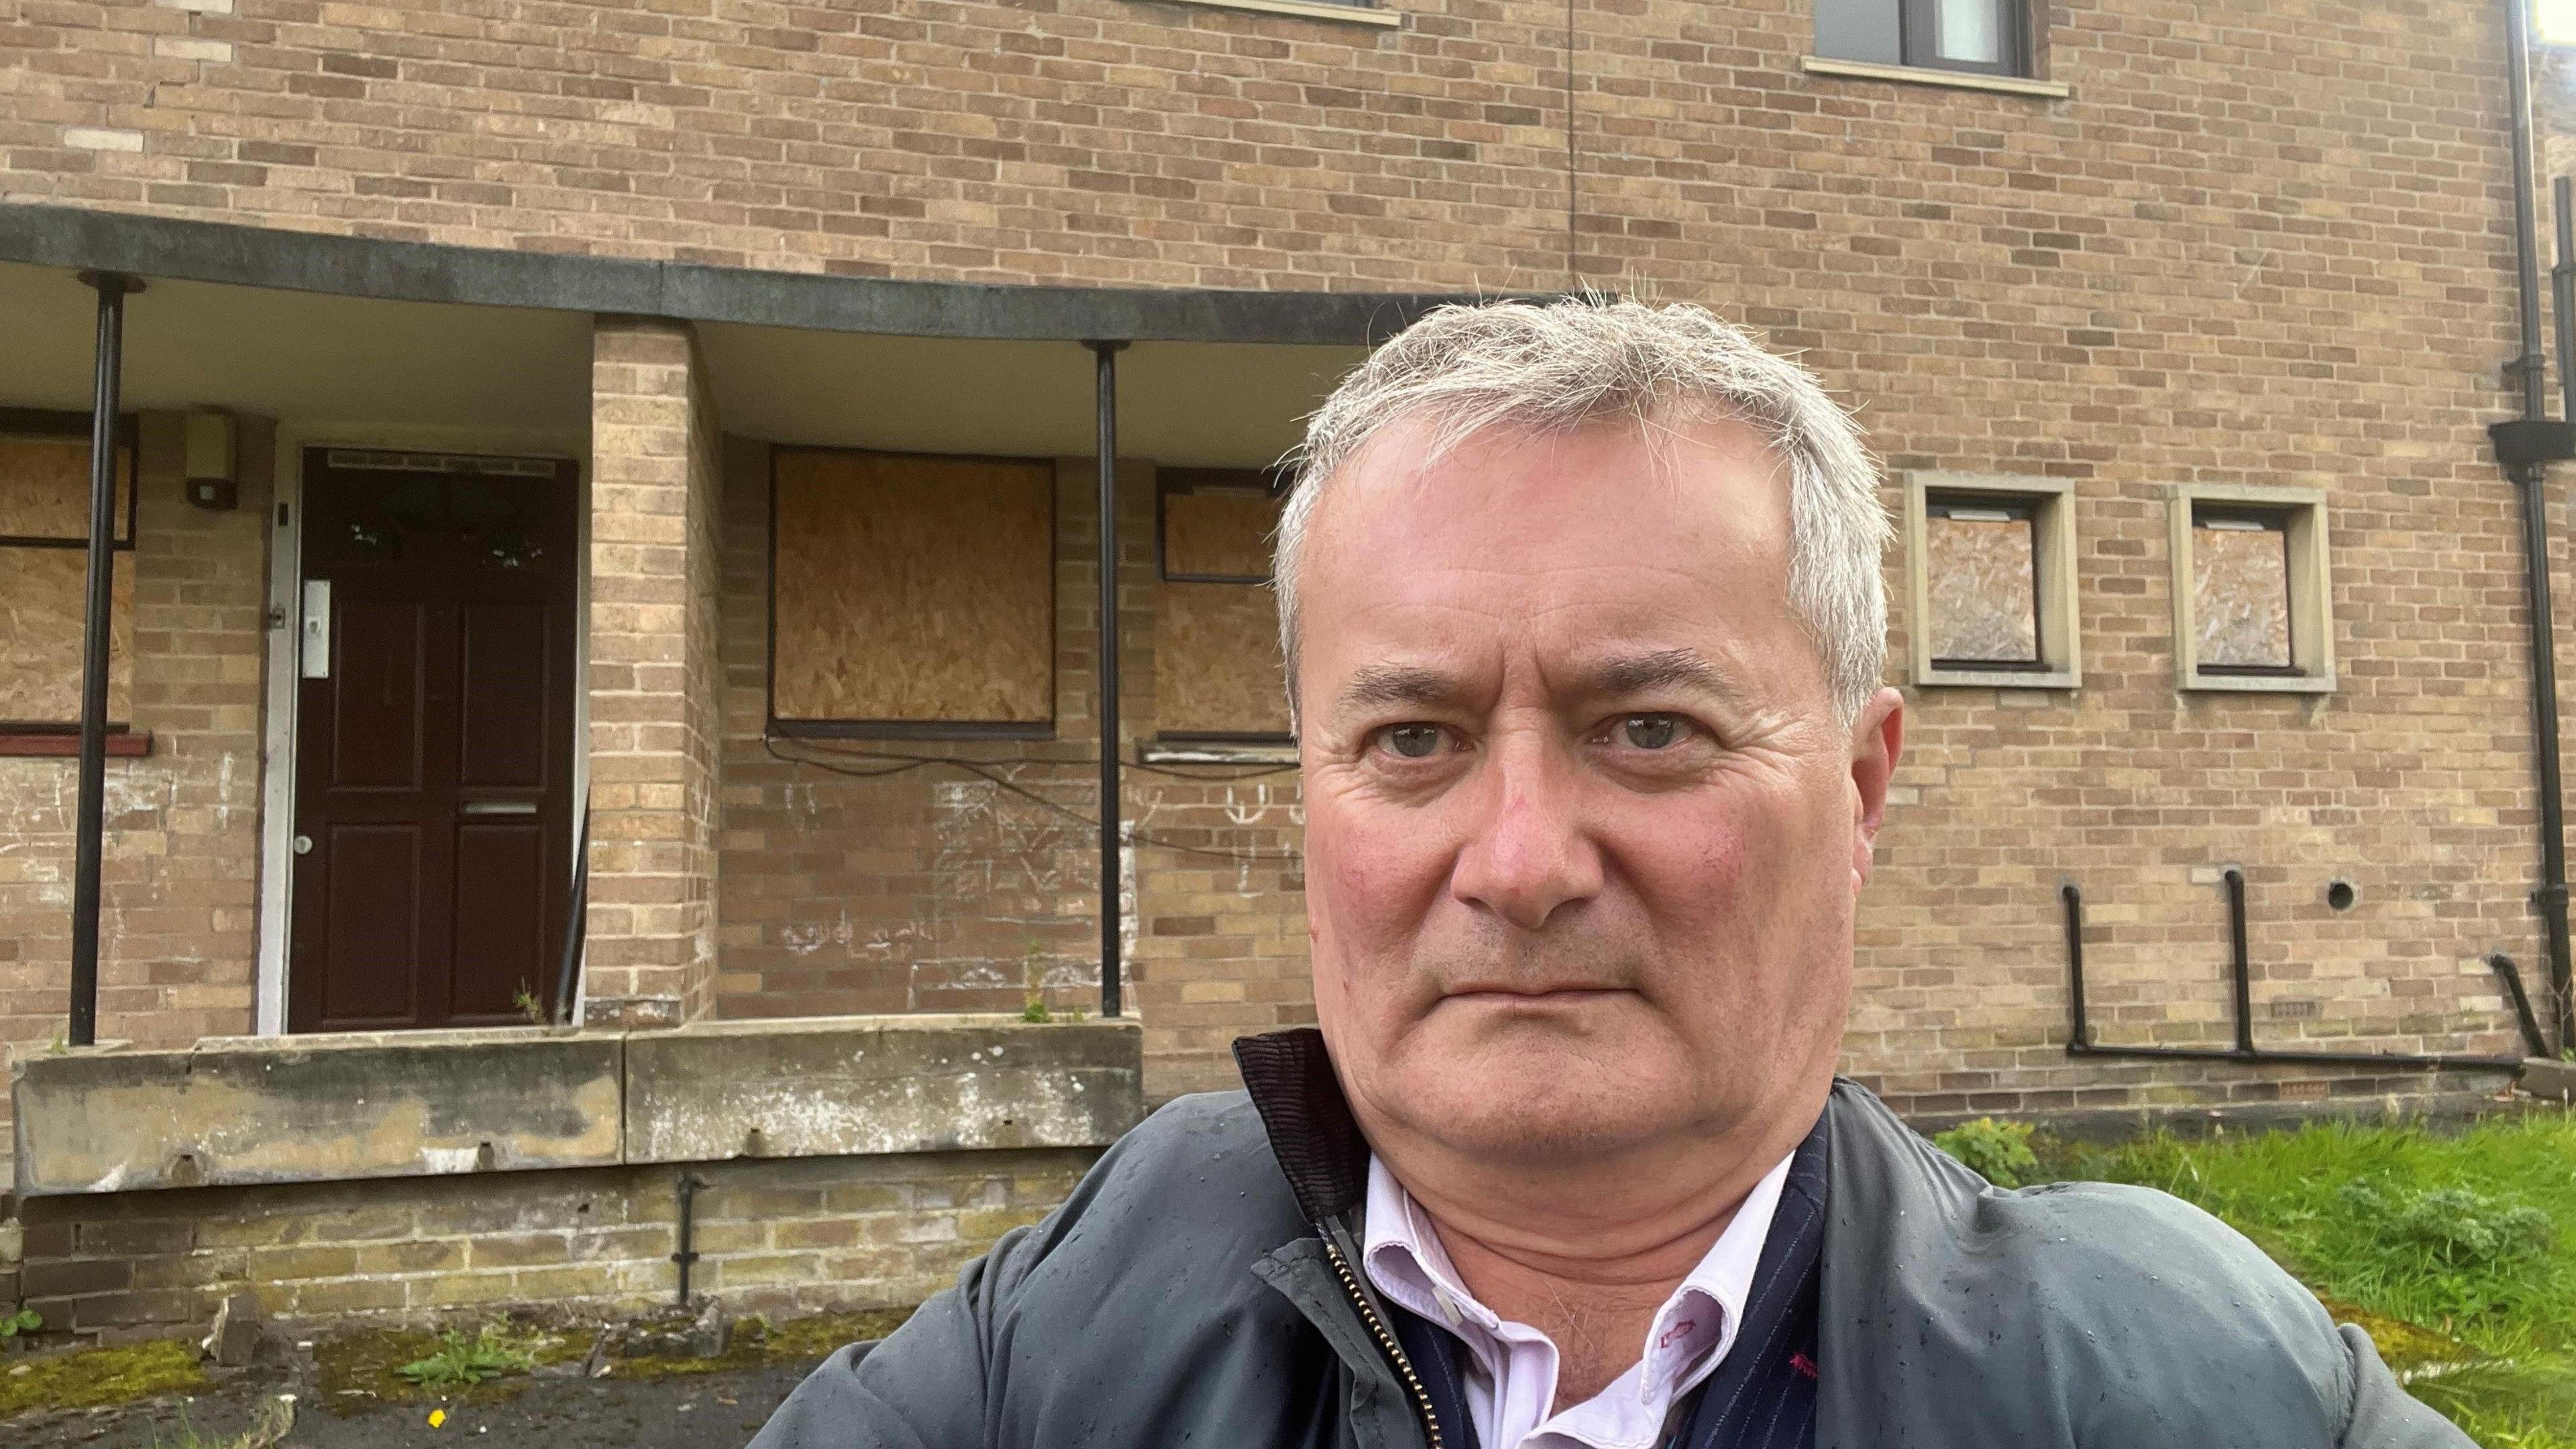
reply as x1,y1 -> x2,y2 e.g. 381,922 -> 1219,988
1336,663 -> 1458,716
1586,647 -> 1738,702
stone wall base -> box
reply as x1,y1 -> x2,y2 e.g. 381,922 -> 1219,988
13,1146 -> 1097,1336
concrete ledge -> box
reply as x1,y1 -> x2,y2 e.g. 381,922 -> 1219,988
13,1015 -> 1146,1199
625,1016 -> 1144,1163
2521,1056 -> 2576,1104
14,1028 -> 623,1198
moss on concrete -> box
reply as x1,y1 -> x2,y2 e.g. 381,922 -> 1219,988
0,1337 -> 205,1418
313,1321 -> 583,1415
607,1307 -> 914,1381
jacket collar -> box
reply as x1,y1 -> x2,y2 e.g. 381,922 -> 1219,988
1232,1027 -> 1371,1226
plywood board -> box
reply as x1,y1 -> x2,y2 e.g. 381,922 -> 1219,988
1158,580 -> 1289,737
0,547 -> 131,723
771,448 -> 1055,724
1161,480 -> 1275,581
0,436 -> 130,541
2194,521 -> 2293,668
1925,512 -> 2037,663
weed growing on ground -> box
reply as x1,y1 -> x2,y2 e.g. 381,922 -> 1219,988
396,1326 -> 535,1389
1931,1117 -> 2041,1188
146,1396 -> 293,1449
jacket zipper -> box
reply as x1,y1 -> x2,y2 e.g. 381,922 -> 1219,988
1320,1233 -> 1446,1449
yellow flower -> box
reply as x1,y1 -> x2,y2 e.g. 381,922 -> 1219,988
428,1409 -> 447,1428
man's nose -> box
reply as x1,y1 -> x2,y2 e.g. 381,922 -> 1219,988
1448,732 -> 1605,931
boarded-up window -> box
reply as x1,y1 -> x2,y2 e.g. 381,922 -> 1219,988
1923,496 -> 2041,667
2192,510 -> 2294,672
1157,470 -> 1289,739
769,447 -> 1055,733
0,421 -> 138,727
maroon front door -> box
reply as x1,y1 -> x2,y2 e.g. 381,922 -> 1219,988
288,450 -> 578,1032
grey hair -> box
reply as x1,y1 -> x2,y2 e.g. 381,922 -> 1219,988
1274,298 -> 1892,727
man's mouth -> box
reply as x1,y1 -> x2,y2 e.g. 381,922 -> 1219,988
1443,985 -> 1625,1006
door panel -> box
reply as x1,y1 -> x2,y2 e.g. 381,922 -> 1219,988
453,820 -> 549,1016
329,600 -> 427,790
289,451 -> 578,1034
320,823 -> 425,1024
458,602 -> 552,791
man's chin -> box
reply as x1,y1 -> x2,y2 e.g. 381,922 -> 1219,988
1375,1023 -> 1695,1160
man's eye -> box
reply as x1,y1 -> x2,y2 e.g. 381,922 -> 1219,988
1379,724 -> 1446,759
1619,714 -> 1685,750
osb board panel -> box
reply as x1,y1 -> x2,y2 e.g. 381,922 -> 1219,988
1925,513 -> 2037,662
1158,580 -> 1289,735
1162,486 -> 1273,580
2195,523 -> 2293,667
772,447 -> 1054,724
0,548 -> 131,723
0,437 -> 131,540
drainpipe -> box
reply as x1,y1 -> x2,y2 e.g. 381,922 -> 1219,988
1087,340 -> 1128,1019
2491,0 -> 2576,1053
68,271 -> 139,1049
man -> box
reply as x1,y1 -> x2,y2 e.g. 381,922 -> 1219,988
751,299 -> 2469,1448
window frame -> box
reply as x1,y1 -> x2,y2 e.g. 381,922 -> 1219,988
1152,466 -> 1295,749
2169,484 -> 2334,694
1903,472 -> 2080,691
1810,0 -> 2038,83
1899,0 -> 2026,79
0,408 -> 143,733
763,445 -> 1061,743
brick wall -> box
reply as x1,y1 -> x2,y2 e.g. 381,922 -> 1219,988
0,413 -> 269,1102
0,0 -> 2563,1116
584,319 -> 725,1028
15,1145 -> 1094,1334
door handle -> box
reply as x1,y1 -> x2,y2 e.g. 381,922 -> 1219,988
293,835 -> 313,855
461,800 -> 540,816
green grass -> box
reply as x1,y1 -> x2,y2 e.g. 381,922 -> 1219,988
2037,1108 -> 2576,1445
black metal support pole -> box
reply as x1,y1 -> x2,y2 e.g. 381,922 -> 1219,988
553,796 -> 591,1026
1088,340 -> 1128,1019
2508,0 -> 2548,419
2554,176 -> 2575,423
69,271 -> 137,1050
2222,867 -> 2256,1055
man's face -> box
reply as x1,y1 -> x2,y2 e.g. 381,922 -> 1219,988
1294,415 -> 1903,1165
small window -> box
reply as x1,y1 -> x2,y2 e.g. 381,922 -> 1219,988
2169,486 -> 2332,693
1154,468 -> 1290,745
1904,474 -> 2078,689
0,411 -> 139,730
767,447 -> 1057,738
1815,0 -> 2027,77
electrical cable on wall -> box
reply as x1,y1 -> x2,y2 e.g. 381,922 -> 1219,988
763,737 -> 1305,864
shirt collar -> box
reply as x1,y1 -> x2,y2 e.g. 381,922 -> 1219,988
1360,1145 -> 1799,1406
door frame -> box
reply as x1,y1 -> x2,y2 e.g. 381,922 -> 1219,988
256,427 -> 591,1036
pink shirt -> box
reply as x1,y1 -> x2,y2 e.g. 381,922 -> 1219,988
1360,1150 -> 1796,1449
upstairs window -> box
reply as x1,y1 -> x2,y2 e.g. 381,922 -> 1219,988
1904,473 -> 2078,690
2167,485 -> 2334,694
1815,0 -> 2027,78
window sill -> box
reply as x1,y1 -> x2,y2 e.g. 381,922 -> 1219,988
1915,669 -> 2078,692
2180,672 -> 2336,695
1143,0 -> 1401,25
1143,739 -> 1299,765
0,731 -> 151,758
1799,55 -> 2071,99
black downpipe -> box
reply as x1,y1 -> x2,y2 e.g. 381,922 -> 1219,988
1088,340 -> 1128,1019
68,272 -> 138,1049
2493,0 -> 2576,1055
2496,950 -> 2553,1059
2059,879 -> 2525,1072
552,796 -> 590,1026
672,1171 -> 708,1307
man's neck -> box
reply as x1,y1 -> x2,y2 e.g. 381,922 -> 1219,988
1372,1100 -> 1821,1411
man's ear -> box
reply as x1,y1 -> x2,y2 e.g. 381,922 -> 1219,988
1848,687 -> 1905,895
